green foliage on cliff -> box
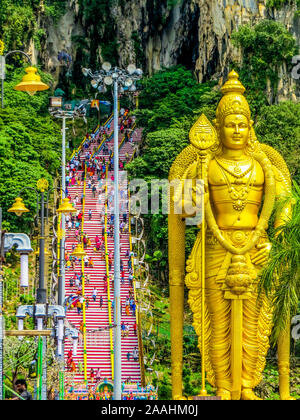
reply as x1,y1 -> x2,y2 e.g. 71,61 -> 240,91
137,65 -> 220,135
130,65 -> 300,290
76,0 -> 118,66
266,0 -> 300,9
0,1 -> 37,51
259,183 -> 300,344
266,0 -> 289,7
256,101 -> 300,183
232,20 -> 298,115
0,1 -> 67,52
43,0 -> 68,22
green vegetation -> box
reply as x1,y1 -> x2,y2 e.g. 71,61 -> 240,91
232,20 -> 298,115
256,101 -> 300,183
76,0 -> 118,66
3,336 -> 61,399
266,0 -> 300,9
266,0 -> 290,7
2,264 -> 35,330
0,67 -> 61,233
0,1 -> 67,56
142,284 -> 206,399
43,0 -> 67,23
0,1 -> 37,52
167,0 -> 183,9
3,336 -> 37,397
259,184 -> 300,343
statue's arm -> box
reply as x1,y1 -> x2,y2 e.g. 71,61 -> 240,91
273,165 -> 292,229
252,166 -> 289,266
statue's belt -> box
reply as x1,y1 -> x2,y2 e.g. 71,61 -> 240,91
206,228 -> 268,248
204,229 -> 268,298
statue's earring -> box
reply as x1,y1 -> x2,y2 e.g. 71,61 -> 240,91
211,119 -> 221,154
247,125 -> 259,154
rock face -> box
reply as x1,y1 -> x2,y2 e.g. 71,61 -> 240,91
33,0 -> 300,99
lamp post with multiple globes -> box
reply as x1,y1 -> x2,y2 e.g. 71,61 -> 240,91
82,62 -> 143,400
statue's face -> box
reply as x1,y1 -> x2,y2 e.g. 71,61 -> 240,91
220,114 -> 250,150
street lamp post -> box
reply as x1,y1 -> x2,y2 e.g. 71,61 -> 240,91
0,215 -> 33,400
0,44 -> 49,109
49,102 -> 88,307
8,179 -> 75,400
38,182 -> 47,304
82,62 -> 143,400
8,179 -> 50,304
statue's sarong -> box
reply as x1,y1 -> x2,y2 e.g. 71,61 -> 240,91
187,229 -> 273,391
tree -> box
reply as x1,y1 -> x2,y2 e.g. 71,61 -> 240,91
232,20 -> 298,115
137,65 -> 219,134
3,337 -> 37,392
259,183 -> 300,343
256,101 -> 300,184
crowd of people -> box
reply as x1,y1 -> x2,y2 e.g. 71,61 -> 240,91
63,110 -> 140,382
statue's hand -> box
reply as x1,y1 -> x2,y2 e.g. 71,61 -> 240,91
192,182 -> 209,208
180,183 -> 208,218
251,242 -> 272,266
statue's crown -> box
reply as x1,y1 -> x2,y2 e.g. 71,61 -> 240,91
221,70 -> 246,95
216,70 -> 251,123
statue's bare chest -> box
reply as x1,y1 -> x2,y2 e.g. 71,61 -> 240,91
208,158 -> 264,220
208,157 -> 264,188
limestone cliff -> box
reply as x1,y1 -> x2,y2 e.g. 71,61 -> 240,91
25,0 -> 300,99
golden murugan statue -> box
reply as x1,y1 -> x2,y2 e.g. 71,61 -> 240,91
168,71 -> 294,400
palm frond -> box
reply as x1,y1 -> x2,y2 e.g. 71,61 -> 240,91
258,182 -> 300,344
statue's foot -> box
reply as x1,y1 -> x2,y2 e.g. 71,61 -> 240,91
241,389 -> 262,400
217,388 -> 231,400
280,394 -> 296,401
173,395 -> 187,400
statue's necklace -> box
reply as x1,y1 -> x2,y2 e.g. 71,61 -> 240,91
205,150 -> 276,256
215,157 -> 254,179
215,158 -> 255,213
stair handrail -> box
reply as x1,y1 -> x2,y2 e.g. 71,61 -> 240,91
80,163 -> 88,383
70,113 -> 113,160
104,165 -> 115,380
118,122 -> 136,153
57,194 -> 62,279
110,118 -> 135,160
92,115 -> 114,158
128,188 -> 146,387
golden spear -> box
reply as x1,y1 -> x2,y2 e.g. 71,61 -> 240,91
190,114 -> 217,397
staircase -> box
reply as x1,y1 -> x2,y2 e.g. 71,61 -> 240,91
63,114 -> 142,391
